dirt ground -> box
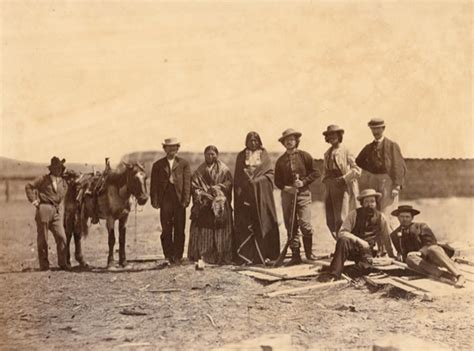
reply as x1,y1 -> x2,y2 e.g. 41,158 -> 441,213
0,198 -> 473,350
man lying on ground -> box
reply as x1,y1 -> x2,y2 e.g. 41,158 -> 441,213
322,189 -> 395,281
390,205 -> 465,288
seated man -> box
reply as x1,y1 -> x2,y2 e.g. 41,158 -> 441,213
325,189 -> 395,280
390,205 -> 465,288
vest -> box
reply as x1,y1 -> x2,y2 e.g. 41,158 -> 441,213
352,207 -> 383,246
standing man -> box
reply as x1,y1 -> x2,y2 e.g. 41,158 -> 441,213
275,128 -> 321,265
356,118 -> 407,229
325,189 -> 395,280
25,157 -> 70,271
390,205 -> 465,288
150,138 -> 191,264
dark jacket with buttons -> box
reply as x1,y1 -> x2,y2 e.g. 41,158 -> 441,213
150,156 -> 191,209
274,150 -> 321,192
390,222 -> 437,260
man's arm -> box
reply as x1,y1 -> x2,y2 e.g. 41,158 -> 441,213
301,152 -> 321,186
342,148 -> 362,184
389,141 -> 406,189
25,176 -> 44,206
149,163 -> 159,209
355,145 -> 369,171
419,223 -> 437,247
377,214 -> 395,257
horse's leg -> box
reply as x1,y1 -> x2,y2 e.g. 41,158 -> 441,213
72,207 -> 88,267
106,217 -> 116,268
64,213 -> 73,267
118,215 -> 128,267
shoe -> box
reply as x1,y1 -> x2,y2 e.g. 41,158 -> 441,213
60,264 -> 72,271
285,251 -> 302,266
303,237 -> 317,261
454,275 -> 466,288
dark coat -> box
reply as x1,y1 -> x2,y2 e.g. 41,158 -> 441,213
390,222 -> 437,260
25,174 -> 68,207
150,156 -> 191,209
356,137 -> 407,187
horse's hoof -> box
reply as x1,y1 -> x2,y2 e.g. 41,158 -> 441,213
119,260 -> 128,268
107,258 -> 115,268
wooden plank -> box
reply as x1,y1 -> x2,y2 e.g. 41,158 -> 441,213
238,271 -> 280,282
313,258 -> 355,267
265,280 -> 347,297
454,257 -> 474,266
236,267 -> 289,279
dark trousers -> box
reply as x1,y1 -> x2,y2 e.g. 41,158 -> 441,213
329,236 -> 372,278
324,178 -> 346,234
160,184 -> 186,260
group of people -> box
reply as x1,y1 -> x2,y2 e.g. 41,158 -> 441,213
24,118 -> 466,287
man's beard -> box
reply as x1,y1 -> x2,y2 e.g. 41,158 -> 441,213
362,207 -> 375,216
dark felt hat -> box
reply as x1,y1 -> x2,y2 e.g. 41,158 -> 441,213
48,156 -> 66,171
391,205 -> 420,217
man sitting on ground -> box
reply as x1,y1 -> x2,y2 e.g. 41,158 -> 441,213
324,189 -> 395,280
390,205 -> 465,288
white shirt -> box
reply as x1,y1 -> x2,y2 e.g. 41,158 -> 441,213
373,136 -> 385,143
50,175 -> 59,192
167,157 -> 175,184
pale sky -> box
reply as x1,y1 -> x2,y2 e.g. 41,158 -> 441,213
1,1 -> 472,164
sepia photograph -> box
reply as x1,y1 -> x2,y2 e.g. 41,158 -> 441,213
0,1 -> 473,350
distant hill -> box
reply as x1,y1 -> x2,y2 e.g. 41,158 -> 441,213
121,151 -> 474,200
0,156 -> 102,179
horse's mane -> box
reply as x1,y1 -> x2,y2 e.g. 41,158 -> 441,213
105,169 -> 128,187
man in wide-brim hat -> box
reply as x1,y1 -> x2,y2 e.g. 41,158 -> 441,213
150,137 -> 191,264
390,205 -> 465,288
25,156 -> 70,271
321,124 -> 361,239
274,128 -> 321,265
322,188 -> 394,280
355,118 -> 407,230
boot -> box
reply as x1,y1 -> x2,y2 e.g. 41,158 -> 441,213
285,249 -> 302,266
303,236 -> 317,261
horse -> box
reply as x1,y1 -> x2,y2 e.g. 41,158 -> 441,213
79,162 -> 149,267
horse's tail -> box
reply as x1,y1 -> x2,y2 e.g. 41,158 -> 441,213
80,201 -> 90,239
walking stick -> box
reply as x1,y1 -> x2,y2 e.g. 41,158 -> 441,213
274,187 -> 298,267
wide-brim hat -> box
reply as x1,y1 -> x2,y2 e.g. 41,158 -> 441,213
391,205 -> 420,217
368,118 -> 385,128
322,124 -> 345,136
48,156 -> 66,171
357,188 -> 382,201
162,137 -> 180,146
278,128 -> 302,143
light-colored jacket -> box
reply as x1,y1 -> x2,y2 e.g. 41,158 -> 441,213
322,145 -> 361,213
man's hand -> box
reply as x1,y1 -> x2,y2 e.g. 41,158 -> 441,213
357,239 -> 370,250
396,254 -> 403,262
294,179 -> 304,188
391,187 -> 400,198
32,200 -> 40,208
336,177 -> 346,186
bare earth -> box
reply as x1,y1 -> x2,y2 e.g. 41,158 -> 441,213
1,198 -> 473,350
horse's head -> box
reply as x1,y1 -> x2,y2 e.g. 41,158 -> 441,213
210,187 -> 227,224
123,162 -> 149,206
62,169 -> 80,186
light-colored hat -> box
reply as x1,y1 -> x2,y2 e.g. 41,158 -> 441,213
357,188 -> 382,201
322,125 -> 345,136
391,205 -> 420,217
368,118 -> 385,128
278,128 -> 302,143
162,137 -> 180,146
